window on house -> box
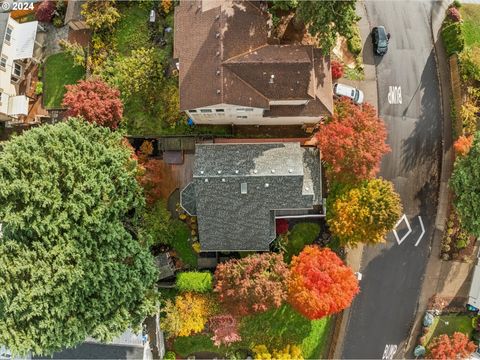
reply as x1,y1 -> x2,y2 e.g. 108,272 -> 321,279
216,109 -> 225,112
237,108 -> 253,112
189,109 -> 197,113
200,109 -> 212,113
236,115 -> 247,119
13,63 -> 21,77
5,26 -> 12,43
0,56 -> 6,70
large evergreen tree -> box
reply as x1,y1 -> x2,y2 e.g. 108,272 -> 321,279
0,119 -> 157,355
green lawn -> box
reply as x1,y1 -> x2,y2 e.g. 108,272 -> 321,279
461,4 -> 480,47
114,3 -> 151,55
170,220 -> 197,268
43,53 -> 85,109
285,222 -> 321,262
424,314 -> 474,347
172,304 -> 333,359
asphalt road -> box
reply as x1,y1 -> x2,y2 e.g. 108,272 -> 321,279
341,1 -> 442,358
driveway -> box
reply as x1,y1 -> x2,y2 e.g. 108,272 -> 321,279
341,1 -> 442,358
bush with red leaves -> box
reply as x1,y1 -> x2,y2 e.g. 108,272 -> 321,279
276,219 -> 289,235
35,0 -> 55,22
331,60 -> 344,80
447,7 -> 462,22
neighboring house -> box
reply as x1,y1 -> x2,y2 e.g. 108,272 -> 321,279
174,0 -> 333,126
64,0 -> 88,30
180,142 -> 322,251
0,13 -> 41,123
34,329 -> 153,360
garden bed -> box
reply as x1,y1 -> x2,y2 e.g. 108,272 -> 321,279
441,208 -> 476,261
43,52 -> 85,109
422,313 -> 475,348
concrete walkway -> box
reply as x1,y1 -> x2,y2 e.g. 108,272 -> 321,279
404,0 -> 478,355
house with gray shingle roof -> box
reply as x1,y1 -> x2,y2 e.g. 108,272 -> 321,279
180,142 -> 322,251
173,0 -> 333,126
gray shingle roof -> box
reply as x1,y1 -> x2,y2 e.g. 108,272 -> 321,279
181,142 -> 322,251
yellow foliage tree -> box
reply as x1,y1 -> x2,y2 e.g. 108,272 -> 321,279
160,293 -> 211,337
252,344 -> 303,360
327,179 -> 402,247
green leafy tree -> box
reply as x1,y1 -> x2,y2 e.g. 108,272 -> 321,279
0,119 -> 158,356
327,179 -> 402,247
81,0 -> 120,31
451,132 -> 480,236
140,200 -> 175,247
296,0 -> 360,54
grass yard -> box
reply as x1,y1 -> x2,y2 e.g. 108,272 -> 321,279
43,52 -> 85,109
170,220 -> 197,268
460,4 -> 480,47
285,222 -> 321,262
172,304 -> 333,359
424,314 -> 474,348
113,3 -> 151,55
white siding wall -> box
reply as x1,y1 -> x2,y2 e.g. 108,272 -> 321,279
0,17 -> 21,116
187,103 -> 318,125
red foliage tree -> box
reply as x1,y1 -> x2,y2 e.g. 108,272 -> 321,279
276,219 -> 289,235
138,159 -> 163,205
209,314 -> 242,346
427,332 -> 476,360
62,79 -> 124,129
288,246 -> 359,320
35,0 -> 55,22
331,60 -> 344,80
454,135 -> 473,157
316,98 -> 390,183
214,253 -> 289,316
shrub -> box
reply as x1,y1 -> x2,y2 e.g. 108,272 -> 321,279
447,7 -> 462,22
164,351 -> 176,360
456,239 -> 467,249
284,222 -> 320,262
276,219 -> 289,235
35,81 -> 43,96
331,60 -> 344,80
459,47 -> 480,82
35,0 -> 55,22
209,314 -> 242,346
454,135 -> 474,156
347,26 -> 362,56
452,0 -> 462,9
441,21 -> 464,56
176,272 -> 213,293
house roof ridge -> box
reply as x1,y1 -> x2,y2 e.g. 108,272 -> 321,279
223,67 -> 270,104
222,44 -> 269,63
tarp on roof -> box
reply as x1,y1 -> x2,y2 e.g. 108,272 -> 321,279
13,20 -> 37,60
7,95 -> 28,115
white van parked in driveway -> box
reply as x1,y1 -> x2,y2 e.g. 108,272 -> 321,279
333,83 -> 364,105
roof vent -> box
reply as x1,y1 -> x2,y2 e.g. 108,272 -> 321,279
253,169 -> 258,174
269,74 -> 275,84
217,170 -> 222,174
235,170 -> 239,174
265,183 -> 269,188
216,70 -> 221,76
241,182 -> 247,194
222,178 -> 226,182
216,89 -> 221,94
215,32 -> 220,38
271,169 -> 275,174
200,170 -> 204,174
215,14 -> 220,20
305,186 -> 309,191
288,169 -> 293,173
205,178 -> 209,183
216,51 -> 220,56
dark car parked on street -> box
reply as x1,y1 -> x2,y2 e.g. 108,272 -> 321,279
372,26 -> 389,55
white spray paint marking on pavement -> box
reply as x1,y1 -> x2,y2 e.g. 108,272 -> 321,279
415,216 -> 425,246
393,214 -> 412,245
382,344 -> 398,359
388,86 -> 402,104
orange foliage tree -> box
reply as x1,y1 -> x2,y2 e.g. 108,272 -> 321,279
454,135 -> 474,157
288,246 -> 359,320
138,159 -> 163,205
315,98 -> 390,183
427,332 -> 476,360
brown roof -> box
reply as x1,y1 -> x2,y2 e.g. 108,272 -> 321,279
64,0 -> 85,25
174,0 -> 333,116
